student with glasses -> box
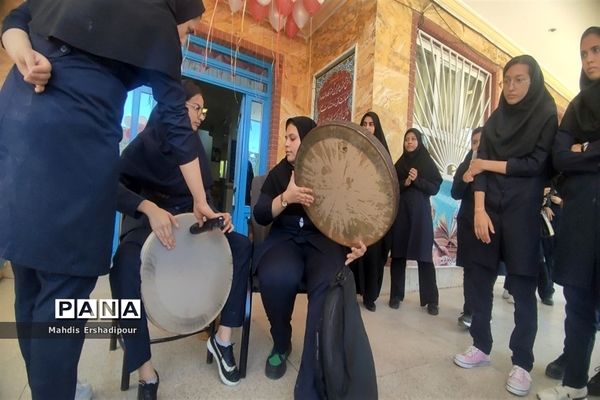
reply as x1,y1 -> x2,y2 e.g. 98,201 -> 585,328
452,55 -> 558,397
112,79 -> 252,398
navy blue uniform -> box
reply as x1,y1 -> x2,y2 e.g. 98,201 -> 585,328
0,2 -> 204,398
452,150 -> 477,316
112,113 -> 250,373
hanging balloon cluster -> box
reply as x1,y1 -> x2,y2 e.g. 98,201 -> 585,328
228,0 -> 325,38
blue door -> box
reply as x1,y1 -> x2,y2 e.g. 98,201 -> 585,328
181,35 -> 273,235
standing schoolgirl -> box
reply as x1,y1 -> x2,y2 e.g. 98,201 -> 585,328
351,111 -> 392,312
538,26 -> 600,400
389,128 -> 442,315
453,55 -> 557,397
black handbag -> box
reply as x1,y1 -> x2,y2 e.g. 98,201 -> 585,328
316,266 -> 378,400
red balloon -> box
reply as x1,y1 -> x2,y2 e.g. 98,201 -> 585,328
285,17 -> 300,38
303,0 -> 323,15
248,0 -> 269,21
276,0 -> 293,16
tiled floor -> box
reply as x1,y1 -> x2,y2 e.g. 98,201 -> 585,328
0,272 -> 598,400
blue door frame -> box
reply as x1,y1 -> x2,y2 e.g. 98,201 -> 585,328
181,35 -> 273,234
115,35 -> 273,250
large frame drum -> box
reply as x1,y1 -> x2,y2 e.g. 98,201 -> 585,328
295,121 -> 399,247
140,213 -> 232,334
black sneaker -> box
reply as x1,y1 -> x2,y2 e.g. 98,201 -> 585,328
389,297 -> 401,309
541,297 -> 554,306
588,367 -> 600,396
427,304 -> 439,316
545,353 -> 565,380
458,313 -> 472,329
364,300 -> 376,312
207,334 -> 241,386
265,344 -> 291,380
137,371 -> 159,400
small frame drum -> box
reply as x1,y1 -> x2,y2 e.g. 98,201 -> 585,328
140,213 -> 232,334
295,121 -> 399,247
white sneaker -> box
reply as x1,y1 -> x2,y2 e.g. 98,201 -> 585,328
537,385 -> 587,400
506,365 -> 531,397
75,380 -> 93,400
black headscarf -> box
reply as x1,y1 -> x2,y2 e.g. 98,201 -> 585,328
360,112 -> 390,154
482,55 -> 557,159
394,128 -> 441,184
559,27 -> 600,143
261,116 -> 317,199
26,0 -> 205,79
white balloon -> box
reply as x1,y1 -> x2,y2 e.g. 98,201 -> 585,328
228,0 -> 244,13
269,3 -> 286,31
292,0 -> 309,29
257,0 -> 272,5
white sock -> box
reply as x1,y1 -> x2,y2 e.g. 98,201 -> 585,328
215,334 -> 231,347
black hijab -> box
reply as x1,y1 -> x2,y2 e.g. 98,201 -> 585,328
559,27 -> 600,143
261,116 -> 317,199
394,128 -> 441,184
361,112 -> 390,154
27,0 -> 205,79
483,55 -> 557,159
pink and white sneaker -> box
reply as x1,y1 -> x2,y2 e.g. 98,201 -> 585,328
506,365 -> 532,396
453,346 -> 491,368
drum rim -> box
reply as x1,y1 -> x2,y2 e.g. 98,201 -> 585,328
295,120 -> 399,247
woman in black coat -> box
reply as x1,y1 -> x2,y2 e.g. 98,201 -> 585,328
253,116 -> 366,399
350,111 -> 392,312
389,128 -> 442,315
537,26 -> 600,400
453,55 -> 557,397
1,3 -> 213,399
451,127 -> 482,329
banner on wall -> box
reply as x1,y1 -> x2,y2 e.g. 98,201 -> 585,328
313,48 -> 355,124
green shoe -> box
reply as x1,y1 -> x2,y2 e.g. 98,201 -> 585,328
265,345 -> 291,380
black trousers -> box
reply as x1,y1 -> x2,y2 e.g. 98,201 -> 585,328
462,267 -> 473,315
352,245 -> 386,303
390,257 -> 439,306
257,238 -> 345,400
537,239 -> 555,300
13,263 -> 98,400
562,284 -> 599,389
109,229 -> 251,373
469,265 -> 538,371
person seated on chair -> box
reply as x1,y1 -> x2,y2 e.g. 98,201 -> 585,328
253,116 -> 366,399
111,79 -> 251,399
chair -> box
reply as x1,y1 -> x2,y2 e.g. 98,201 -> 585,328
109,321 -> 216,390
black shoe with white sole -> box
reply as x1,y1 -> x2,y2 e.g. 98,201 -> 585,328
207,335 -> 241,386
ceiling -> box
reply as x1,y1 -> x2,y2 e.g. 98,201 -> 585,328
460,0 -> 599,98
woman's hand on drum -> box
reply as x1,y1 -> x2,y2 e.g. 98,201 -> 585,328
139,200 -> 179,250
285,171 -> 314,207
215,212 -> 234,233
193,198 -> 218,224
474,208 -> 495,244
345,241 -> 367,266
